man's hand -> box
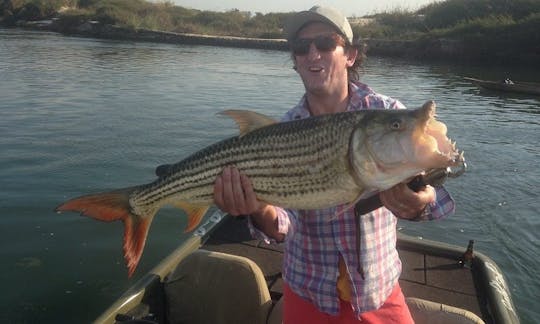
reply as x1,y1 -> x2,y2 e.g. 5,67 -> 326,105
213,166 -> 284,241
213,166 -> 266,216
379,183 -> 436,219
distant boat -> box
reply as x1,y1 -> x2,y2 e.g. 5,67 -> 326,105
465,77 -> 540,96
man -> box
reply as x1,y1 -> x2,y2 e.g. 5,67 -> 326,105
214,6 -> 454,323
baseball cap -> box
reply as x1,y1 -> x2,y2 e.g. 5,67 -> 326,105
284,5 -> 353,44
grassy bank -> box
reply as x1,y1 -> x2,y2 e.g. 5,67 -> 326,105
0,0 -> 288,38
354,1 -> 540,64
2,0 -> 540,65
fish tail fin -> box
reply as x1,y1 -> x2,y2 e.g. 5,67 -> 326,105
55,187 -> 156,277
172,201 -> 210,232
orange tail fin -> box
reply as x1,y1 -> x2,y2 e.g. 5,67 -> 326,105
55,188 -> 156,277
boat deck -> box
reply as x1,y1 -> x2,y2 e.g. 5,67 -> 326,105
202,215 -> 483,318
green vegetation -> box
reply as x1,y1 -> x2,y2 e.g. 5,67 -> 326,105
355,0 -> 540,40
3,0 -> 540,41
1,0 -> 289,38
420,0 -> 540,29
354,0 -> 540,64
1,0 -> 73,20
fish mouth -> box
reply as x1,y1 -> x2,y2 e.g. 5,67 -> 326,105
351,101 -> 464,191
364,101 -> 464,177
414,101 -> 464,169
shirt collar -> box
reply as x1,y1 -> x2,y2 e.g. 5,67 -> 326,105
293,81 -> 374,118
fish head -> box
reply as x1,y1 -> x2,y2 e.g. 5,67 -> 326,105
350,100 -> 463,190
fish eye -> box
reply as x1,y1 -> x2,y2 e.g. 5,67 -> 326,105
389,119 -> 402,130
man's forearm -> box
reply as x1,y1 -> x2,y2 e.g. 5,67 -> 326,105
250,205 -> 286,242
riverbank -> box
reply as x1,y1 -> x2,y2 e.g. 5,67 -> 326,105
6,18 -> 540,67
3,0 -> 540,67
366,36 -> 540,67
47,20 -> 289,51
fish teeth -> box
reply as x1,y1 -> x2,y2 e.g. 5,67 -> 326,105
451,151 -> 465,163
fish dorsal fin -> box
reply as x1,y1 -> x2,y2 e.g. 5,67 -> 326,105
155,163 -> 172,178
220,110 -> 277,137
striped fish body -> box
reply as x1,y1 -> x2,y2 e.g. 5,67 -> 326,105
136,111 -> 363,213
56,101 -> 461,276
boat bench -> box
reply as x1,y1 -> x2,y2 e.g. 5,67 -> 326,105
163,249 -> 484,324
164,249 -> 281,324
406,297 -> 485,324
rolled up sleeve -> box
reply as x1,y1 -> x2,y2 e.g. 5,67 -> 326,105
247,206 -> 290,244
412,186 -> 455,221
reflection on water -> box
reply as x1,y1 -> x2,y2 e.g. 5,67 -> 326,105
1,28 -> 539,323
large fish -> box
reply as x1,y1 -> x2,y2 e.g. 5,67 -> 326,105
56,100 -> 463,276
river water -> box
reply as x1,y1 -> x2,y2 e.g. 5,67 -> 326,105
1,28 -> 538,323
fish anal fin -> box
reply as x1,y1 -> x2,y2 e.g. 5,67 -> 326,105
220,110 -> 277,136
123,214 -> 153,277
172,201 -> 209,232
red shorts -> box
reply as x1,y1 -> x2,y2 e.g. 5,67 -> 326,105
282,282 -> 413,324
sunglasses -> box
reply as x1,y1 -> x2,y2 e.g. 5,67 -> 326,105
291,34 -> 346,56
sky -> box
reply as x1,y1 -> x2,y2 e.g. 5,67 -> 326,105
160,0 -> 440,16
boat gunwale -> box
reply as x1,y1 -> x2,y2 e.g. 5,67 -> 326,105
93,235 -> 205,323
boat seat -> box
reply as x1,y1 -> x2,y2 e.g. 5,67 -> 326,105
264,295 -> 484,324
164,249 -> 273,324
266,296 -> 283,324
267,295 -> 484,324
406,297 -> 485,324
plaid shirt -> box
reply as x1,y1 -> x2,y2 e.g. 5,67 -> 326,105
249,81 -> 455,317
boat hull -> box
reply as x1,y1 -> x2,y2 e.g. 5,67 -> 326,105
465,77 -> 540,96
95,210 -> 519,324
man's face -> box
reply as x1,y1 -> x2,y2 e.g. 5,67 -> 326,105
293,22 -> 356,97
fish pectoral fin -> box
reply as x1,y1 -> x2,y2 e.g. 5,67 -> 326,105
219,110 -> 277,136
330,190 -> 373,220
172,202 -> 210,232
355,189 -> 378,202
